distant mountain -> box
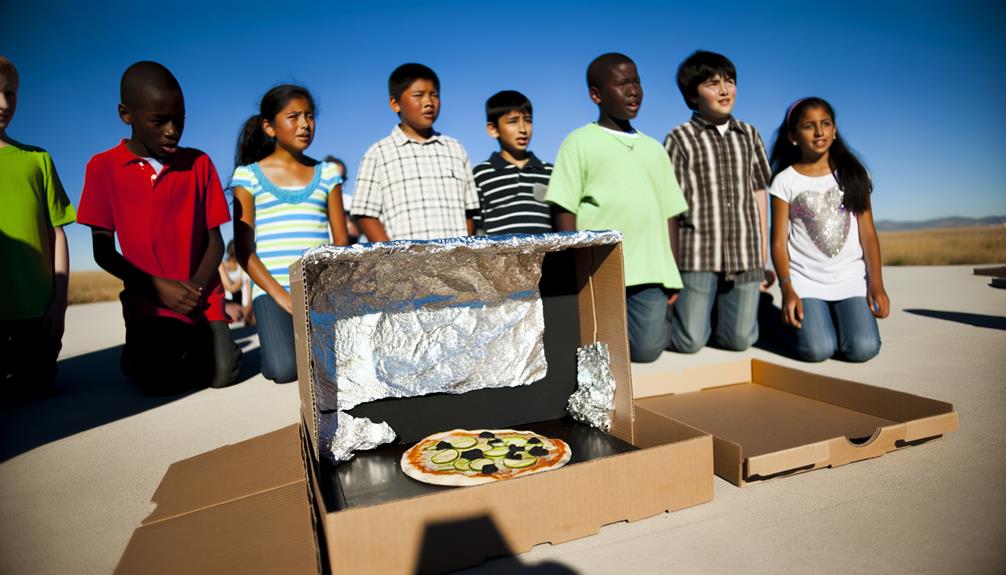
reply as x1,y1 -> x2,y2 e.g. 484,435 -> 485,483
875,215 -> 1006,231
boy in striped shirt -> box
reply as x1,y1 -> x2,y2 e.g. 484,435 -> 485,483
472,91 -> 554,234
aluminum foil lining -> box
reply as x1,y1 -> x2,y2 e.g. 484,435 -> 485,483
300,231 -> 622,461
568,342 -> 616,432
327,412 -> 397,463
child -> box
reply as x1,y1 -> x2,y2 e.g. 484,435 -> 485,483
218,240 -> 251,323
664,50 -> 773,354
77,61 -> 241,393
0,56 -> 76,398
545,53 -> 688,363
768,97 -> 888,362
351,63 -> 479,241
230,85 -> 348,383
472,90 -> 554,234
322,154 -> 362,243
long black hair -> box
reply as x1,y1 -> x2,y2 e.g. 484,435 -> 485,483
235,84 -> 315,166
768,97 -> 872,214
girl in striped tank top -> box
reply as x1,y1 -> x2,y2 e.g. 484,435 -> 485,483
231,85 -> 349,383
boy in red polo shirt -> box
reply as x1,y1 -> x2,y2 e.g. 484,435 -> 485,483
77,61 -> 240,393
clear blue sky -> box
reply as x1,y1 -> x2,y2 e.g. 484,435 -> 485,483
6,0 -> 1005,270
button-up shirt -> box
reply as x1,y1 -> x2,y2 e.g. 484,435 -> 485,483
664,114 -> 771,274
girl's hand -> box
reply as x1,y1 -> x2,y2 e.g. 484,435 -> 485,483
868,284 -> 890,319
275,290 -> 294,315
781,286 -> 803,329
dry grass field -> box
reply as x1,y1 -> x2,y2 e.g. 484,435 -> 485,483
63,227 -> 1004,305
68,270 -> 122,305
880,226 -> 1006,266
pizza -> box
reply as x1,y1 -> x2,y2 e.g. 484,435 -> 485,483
400,429 -> 572,486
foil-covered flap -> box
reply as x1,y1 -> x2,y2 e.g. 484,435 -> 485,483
568,342 -> 616,432
328,412 -> 396,463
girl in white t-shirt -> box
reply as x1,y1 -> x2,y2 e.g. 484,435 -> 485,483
767,97 -> 889,362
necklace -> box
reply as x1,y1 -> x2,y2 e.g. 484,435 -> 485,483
597,124 -> 636,151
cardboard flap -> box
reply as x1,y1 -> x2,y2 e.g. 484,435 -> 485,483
751,360 -> 956,422
119,483 -> 318,575
632,360 -> 753,398
144,425 -> 306,524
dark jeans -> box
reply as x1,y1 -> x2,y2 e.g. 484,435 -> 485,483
626,285 -> 672,363
0,318 -> 58,400
791,297 -> 881,363
122,317 -> 241,394
252,295 -> 298,383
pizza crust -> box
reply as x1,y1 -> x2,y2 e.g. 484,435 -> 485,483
401,429 -> 571,487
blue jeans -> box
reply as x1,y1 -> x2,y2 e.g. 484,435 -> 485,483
626,285 -> 672,363
669,272 -> 760,353
792,297 -> 881,363
252,294 -> 298,383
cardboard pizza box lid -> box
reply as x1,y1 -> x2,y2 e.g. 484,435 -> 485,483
632,359 -> 958,485
116,425 -> 319,574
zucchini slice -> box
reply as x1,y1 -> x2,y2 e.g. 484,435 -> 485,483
485,446 -> 509,458
431,449 -> 459,464
503,455 -> 537,469
451,436 -> 478,449
453,458 -> 471,471
468,458 -> 495,471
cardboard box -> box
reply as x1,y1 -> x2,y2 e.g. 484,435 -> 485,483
290,237 -> 715,574
632,360 -> 959,486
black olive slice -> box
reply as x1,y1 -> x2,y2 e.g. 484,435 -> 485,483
528,446 -> 549,457
527,437 -> 542,445
435,441 -> 452,450
480,464 -> 498,474
478,431 -> 495,438
460,449 -> 484,461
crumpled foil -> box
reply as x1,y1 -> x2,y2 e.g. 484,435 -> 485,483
568,342 -> 616,432
300,231 -> 623,462
327,412 -> 397,463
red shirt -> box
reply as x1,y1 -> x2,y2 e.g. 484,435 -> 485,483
77,140 -> 231,324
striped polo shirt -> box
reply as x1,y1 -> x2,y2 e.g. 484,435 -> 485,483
472,151 -> 553,234
230,161 -> 341,298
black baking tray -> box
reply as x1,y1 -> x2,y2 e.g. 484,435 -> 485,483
320,417 -> 638,510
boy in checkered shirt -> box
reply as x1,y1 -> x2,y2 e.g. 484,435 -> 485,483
351,63 -> 479,241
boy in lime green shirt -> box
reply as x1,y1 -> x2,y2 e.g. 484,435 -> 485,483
0,56 -> 76,398
545,53 -> 686,363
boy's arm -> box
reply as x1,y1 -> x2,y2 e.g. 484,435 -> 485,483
190,227 -> 224,290
43,226 -> 70,342
91,227 -> 200,314
754,188 -> 774,285
555,210 -> 576,231
357,217 -> 390,242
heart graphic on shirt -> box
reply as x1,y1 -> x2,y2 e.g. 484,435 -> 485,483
790,187 -> 850,258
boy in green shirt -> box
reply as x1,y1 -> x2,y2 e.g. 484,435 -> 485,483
545,53 -> 687,363
0,56 -> 76,398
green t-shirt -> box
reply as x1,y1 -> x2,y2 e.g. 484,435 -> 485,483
545,123 -> 687,288
0,142 -> 76,321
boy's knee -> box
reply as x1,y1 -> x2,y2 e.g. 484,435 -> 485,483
630,341 -> 665,363
714,327 -> 755,352
795,339 -> 836,363
840,336 -> 880,363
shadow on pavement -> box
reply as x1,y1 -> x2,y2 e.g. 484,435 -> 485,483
0,324 -> 263,462
904,309 -> 1006,331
